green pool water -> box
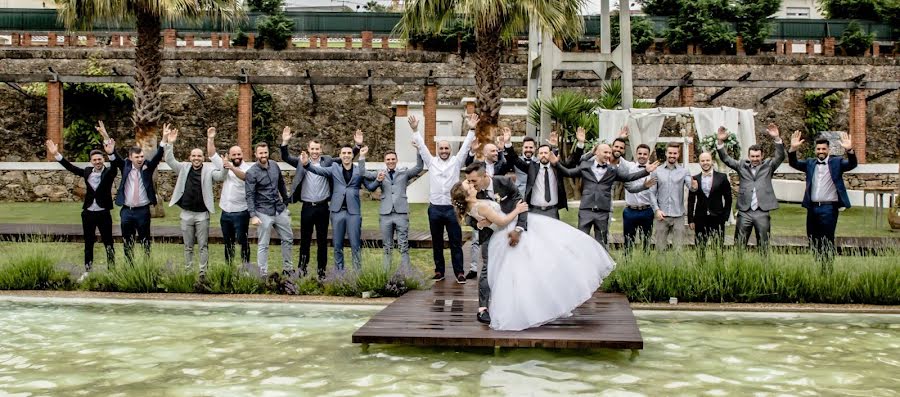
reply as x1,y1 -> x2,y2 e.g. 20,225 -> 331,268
0,297 -> 897,396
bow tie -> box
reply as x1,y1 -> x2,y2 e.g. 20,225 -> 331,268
596,164 -> 607,169
817,160 -> 827,165
638,165 -> 646,168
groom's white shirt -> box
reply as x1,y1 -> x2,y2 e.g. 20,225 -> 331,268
412,129 -> 476,206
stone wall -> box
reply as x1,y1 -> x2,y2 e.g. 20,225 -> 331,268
0,48 -> 897,164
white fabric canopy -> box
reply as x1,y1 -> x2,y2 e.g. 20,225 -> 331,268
691,107 -> 757,154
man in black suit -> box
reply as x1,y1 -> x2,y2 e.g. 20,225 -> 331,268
463,162 -> 527,325
687,152 -> 733,248
46,132 -> 118,279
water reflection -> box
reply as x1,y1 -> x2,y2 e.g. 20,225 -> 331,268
0,297 -> 897,396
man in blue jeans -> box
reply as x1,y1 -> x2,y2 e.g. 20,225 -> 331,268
410,114 -> 478,283
212,139 -> 253,265
619,144 -> 658,252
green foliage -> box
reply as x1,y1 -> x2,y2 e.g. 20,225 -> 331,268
820,0 -> 882,20
528,91 -> 598,145
63,120 -> 103,162
363,1 -> 389,12
732,0 -> 781,54
159,263 -> 197,293
246,0 -> 284,14
664,0 -> 735,53
322,271 -> 360,297
603,248 -> 900,304
357,265 -> 392,294
232,30 -> 249,47
839,21 -> 875,56
104,258 -> 164,293
0,245 -> 71,290
256,13 -> 295,50
611,13 -> 657,53
251,87 -> 277,146
638,0 -> 682,16
802,90 -> 842,157
407,19 -> 476,53
203,262 -> 263,294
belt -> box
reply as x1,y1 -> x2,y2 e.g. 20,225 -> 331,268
533,204 -> 557,211
123,204 -> 149,210
303,199 -> 329,207
626,205 -> 650,210
811,201 -> 839,207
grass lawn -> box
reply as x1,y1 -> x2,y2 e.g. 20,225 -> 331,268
0,201 -> 895,238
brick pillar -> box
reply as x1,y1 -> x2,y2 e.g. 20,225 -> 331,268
123,35 -> 133,47
395,104 -> 408,117
86,35 -> 96,47
678,85 -> 694,107
381,36 -> 389,49
46,81 -> 63,161
823,37 -> 835,56
775,40 -> 784,55
47,33 -> 57,47
344,36 -> 353,49
465,101 -> 475,115
247,33 -> 255,49
308,35 -> 317,49
785,40 -> 793,55
185,35 -> 194,48
361,31 -> 373,49
686,43 -> 695,55
849,89 -> 867,163
63,35 -> 72,46
319,36 -> 328,48
222,34 -> 230,49
872,43 -> 879,57
646,41 -> 656,55
210,33 -> 219,48
163,29 -> 176,48
735,36 -> 745,56
22,33 -> 31,46
109,34 -> 119,47
237,83 -> 253,159
663,43 -> 670,55
10,32 -> 19,46
423,84 -> 438,153
806,40 -> 815,55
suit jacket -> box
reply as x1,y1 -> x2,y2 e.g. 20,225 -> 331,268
717,142 -> 785,212
305,158 -> 377,215
57,157 -> 118,210
163,144 -> 224,214
280,144 -> 359,203
464,150 -> 514,176
364,153 -> 424,215
557,159 -> 649,212
111,144 -> 165,207
687,171 -> 733,224
506,145 -> 584,210
468,176 -> 528,244
788,151 -> 857,209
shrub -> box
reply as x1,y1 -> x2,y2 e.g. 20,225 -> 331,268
0,248 -> 71,290
159,261 -> 197,293
839,21 -> 875,56
104,258 -> 164,293
256,13 -> 294,50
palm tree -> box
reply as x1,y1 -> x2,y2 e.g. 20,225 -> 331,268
398,0 -> 586,144
55,0 -> 243,147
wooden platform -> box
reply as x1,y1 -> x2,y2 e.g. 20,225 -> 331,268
351,277 -> 644,350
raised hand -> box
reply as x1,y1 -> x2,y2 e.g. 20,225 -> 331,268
223,160 -> 234,170
766,123 -> 780,140
618,125 -> 629,138
354,129 -> 364,146
548,151 -> 559,165
207,127 -> 216,140
168,127 -> 179,144
716,126 -> 728,143
299,150 -> 309,166
103,138 -> 116,155
789,130 -> 805,152
471,140 -> 482,154
465,113 -> 480,130
95,121 -> 110,141
281,126 -> 292,145
407,115 -> 419,131
376,170 -> 386,182
645,161 -> 661,173
500,127 -> 512,146
359,145 -> 369,158
576,127 -> 587,143
840,132 -> 853,151
546,130 -> 559,147
45,140 -> 59,157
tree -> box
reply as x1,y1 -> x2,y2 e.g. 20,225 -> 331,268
663,0 -> 735,53
611,12 -> 656,53
819,0 -> 881,20
364,1 -> 389,12
398,0 -> 586,144
838,21 -> 874,55
55,0 -> 244,148
732,0 -> 781,54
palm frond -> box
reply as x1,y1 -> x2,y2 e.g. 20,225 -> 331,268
54,0 -> 244,31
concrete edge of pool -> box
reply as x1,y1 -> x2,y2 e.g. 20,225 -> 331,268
2,290 -> 898,314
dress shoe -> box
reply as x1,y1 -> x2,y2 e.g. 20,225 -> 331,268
465,270 -> 478,279
476,310 -> 491,324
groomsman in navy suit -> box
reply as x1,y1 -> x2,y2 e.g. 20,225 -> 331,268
787,131 -> 857,263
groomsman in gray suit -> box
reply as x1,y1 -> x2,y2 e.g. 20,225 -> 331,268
364,146 -> 424,270
554,143 -> 659,246
162,125 -> 224,278
301,143 -> 378,271
716,123 -> 786,250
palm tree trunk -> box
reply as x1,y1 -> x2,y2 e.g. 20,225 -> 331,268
133,9 -> 163,148
473,24 -> 503,145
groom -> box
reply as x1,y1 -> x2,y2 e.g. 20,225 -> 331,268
463,162 -> 528,325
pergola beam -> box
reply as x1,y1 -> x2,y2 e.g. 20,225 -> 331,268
759,73 -> 810,104
707,72 -> 751,104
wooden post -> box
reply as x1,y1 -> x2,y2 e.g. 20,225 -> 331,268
46,81 -> 63,161
237,83 -> 253,158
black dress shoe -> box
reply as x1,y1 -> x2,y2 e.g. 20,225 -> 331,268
465,270 -> 478,279
476,310 -> 491,324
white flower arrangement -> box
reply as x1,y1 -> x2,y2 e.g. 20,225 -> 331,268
700,133 -> 741,160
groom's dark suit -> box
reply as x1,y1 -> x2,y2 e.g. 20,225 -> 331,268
466,175 -> 527,310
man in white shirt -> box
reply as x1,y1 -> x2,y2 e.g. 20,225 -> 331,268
621,143 -> 659,252
215,142 -> 253,265
410,113 -> 477,283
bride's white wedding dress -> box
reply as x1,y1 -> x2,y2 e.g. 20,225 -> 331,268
469,200 -> 616,331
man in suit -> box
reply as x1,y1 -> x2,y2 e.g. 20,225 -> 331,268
463,134 -> 514,279
46,132 -> 118,279
364,148 -> 424,270
688,152 -> 733,248
463,162 -> 527,325
280,127 -> 361,278
245,142 -> 293,276
105,123 -> 166,265
503,127 -> 587,219
512,136 -> 537,196
717,123 -> 786,251
555,143 -> 658,246
302,144 -> 377,271
788,131 -> 857,263
162,126 -> 224,279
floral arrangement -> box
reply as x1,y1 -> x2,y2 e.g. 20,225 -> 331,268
700,132 -> 741,160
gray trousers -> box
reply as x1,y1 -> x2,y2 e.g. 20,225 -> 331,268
529,206 -> 560,219
380,211 -> 410,270
654,215 -> 686,249
470,230 -> 481,269
256,210 -> 293,274
578,209 -> 611,246
180,210 -> 210,274
477,235 -> 491,309
736,209 -> 771,250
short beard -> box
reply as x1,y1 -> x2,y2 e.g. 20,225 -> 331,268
816,153 -> 828,160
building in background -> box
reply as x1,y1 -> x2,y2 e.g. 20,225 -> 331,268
0,0 -> 53,8
775,0 -> 825,18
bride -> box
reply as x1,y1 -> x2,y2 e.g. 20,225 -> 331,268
450,180 -> 616,331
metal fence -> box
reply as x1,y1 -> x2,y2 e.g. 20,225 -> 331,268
0,9 -> 895,41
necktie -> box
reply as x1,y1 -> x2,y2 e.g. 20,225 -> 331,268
130,169 -> 141,206
543,166 -> 551,202
388,169 -> 395,180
